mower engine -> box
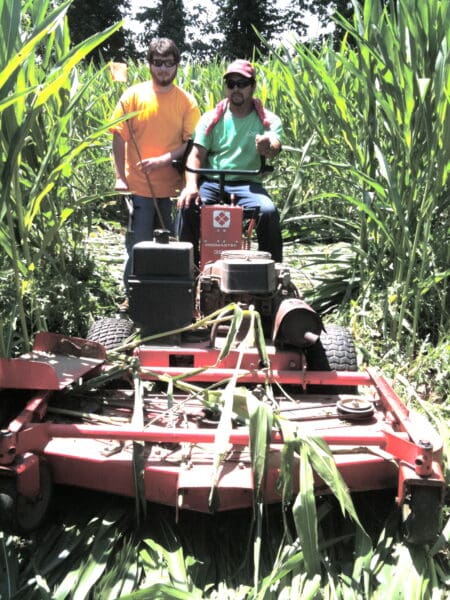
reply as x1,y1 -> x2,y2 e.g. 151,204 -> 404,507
199,250 -> 298,335
129,235 -> 322,349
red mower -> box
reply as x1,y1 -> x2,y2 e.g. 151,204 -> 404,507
0,165 -> 445,544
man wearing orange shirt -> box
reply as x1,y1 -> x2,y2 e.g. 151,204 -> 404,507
110,38 -> 200,293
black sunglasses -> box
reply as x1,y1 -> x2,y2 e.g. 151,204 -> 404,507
225,79 -> 254,89
151,59 -> 177,68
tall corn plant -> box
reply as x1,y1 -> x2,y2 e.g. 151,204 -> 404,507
273,0 -> 449,354
0,0 -> 122,357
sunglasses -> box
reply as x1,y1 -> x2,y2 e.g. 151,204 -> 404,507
225,79 -> 254,89
151,59 -> 177,68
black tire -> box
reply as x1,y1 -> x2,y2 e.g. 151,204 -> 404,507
0,460 -> 53,534
402,485 -> 442,545
304,324 -> 358,394
87,317 -> 135,351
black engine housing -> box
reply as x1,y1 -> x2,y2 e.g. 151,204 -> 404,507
199,250 -> 299,336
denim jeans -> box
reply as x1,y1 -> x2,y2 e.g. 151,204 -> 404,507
124,195 -> 173,288
177,180 -> 283,265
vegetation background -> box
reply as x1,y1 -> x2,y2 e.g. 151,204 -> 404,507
66,0 -> 357,63
0,0 -> 448,598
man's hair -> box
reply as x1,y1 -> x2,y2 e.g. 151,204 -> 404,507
147,38 -> 180,64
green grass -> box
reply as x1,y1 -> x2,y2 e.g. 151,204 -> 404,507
2,486 -> 448,598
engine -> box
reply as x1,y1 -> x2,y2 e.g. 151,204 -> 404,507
198,250 -> 299,336
128,237 -> 322,348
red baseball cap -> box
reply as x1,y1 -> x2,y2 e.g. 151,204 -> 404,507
224,59 -> 256,80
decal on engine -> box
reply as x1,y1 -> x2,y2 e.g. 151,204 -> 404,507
213,209 -> 231,229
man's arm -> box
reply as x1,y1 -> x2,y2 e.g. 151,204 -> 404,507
255,110 -> 283,159
138,141 -> 191,174
177,144 -> 208,209
112,132 -> 129,191
140,96 -> 200,175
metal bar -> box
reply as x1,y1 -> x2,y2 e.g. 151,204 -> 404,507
28,422 -> 394,446
366,368 -> 409,419
139,367 -> 372,386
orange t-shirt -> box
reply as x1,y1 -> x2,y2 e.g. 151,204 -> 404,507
110,81 -> 200,197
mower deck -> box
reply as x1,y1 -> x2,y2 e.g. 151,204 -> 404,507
0,332 -> 445,541
39,390 -> 405,512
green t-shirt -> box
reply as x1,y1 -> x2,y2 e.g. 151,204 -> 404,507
193,106 -> 282,182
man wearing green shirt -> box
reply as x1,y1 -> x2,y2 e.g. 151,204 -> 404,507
177,59 -> 283,265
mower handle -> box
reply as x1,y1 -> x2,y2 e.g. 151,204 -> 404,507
183,159 -> 273,178
180,158 -> 273,205
173,140 -> 274,204
172,138 -> 273,178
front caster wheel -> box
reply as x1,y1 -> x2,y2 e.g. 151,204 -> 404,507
0,460 -> 53,534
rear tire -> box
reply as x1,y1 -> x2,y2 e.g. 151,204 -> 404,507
305,324 -> 358,393
87,317 -> 135,351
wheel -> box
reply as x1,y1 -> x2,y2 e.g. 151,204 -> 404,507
86,317 -> 135,350
402,485 -> 442,545
0,460 -> 53,534
304,324 -> 358,394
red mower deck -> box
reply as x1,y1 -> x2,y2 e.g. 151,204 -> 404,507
0,331 -> 444,541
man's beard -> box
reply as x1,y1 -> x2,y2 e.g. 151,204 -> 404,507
230,92 -> 244,106
151,71 -> 176,87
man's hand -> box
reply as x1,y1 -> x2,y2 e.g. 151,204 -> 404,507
115,177 -> 129,192
177,185 -> 200,209
255,134 -> 280,158
138,156 -> 168,174
177,143 -> 205,208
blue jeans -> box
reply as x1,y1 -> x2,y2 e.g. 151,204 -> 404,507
177,180 -> 283,265
124,195 -> 173,287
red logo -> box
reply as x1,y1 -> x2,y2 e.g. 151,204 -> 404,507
213,209 -> 231,228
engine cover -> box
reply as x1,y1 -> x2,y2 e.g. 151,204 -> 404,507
199,250 -> 300,336
205,250 -> 276,294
